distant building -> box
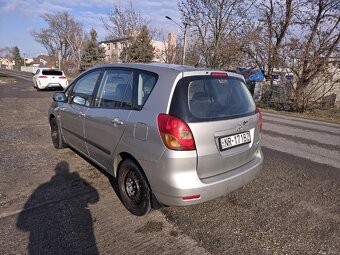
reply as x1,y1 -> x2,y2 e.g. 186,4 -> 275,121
31,55 -> 57,68
0,57 -> 14,70
100,33 -> 177,63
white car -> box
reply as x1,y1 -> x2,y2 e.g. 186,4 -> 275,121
33,68 -> 68,90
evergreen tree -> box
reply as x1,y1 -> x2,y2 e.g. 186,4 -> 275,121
80,29 -> 105,71
122,26 -> 154,63
13,46 -> 21,71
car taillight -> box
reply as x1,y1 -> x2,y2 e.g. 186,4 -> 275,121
211,72 -> 228,77
59,76 -> 67,79
38,75 -> 47,78
256,108 -> 262,132
157,113 -> 196,151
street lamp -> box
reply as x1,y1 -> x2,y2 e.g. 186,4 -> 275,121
165,16 -> 189,65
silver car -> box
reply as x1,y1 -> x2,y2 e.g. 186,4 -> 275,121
48,63 -> 263,216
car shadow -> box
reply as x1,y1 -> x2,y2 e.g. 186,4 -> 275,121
16,161 -> 100,254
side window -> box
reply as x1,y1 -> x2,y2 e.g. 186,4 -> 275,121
136,71 -> 158,107
71,70 -> 101,106
94,69 -> 133,108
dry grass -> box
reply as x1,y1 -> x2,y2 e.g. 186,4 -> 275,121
257,103 -> 340,124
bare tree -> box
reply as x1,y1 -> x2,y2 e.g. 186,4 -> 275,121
285,0 -> 340,111
101,3 -> 151,39
31,12 -> 84,67
65,25 -> 87,70
240,0 -> 297,79
0,47 -> 13,57
179,0 -> 253,69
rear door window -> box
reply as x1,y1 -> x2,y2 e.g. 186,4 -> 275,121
94,69 -> 133,108
42,70 -> 63,76
170,76 -> 256,122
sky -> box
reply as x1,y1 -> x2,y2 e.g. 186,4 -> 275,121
0,0 -> 182,57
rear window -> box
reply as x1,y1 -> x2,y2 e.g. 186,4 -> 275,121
42,70 -> 63,76
169,76 -> 256,122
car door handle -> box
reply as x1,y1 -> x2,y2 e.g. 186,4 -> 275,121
78,112 -> 85,118
111,118 -> 124,125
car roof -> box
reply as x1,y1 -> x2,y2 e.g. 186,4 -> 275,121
40,68 -> 63,71
90,63 -> 244,80
94,63 -> 202,72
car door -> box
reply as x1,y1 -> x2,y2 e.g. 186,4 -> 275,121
85,69 -> 134,169
33,69 -> 40,87
59,70 -> 101,155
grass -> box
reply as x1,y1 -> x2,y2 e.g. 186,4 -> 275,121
0,75 -> 16,83
256,102 -> 340,124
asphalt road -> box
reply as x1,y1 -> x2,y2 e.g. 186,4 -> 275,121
0,73 -> 339,255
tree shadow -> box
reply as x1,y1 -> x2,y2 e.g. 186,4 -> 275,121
16,161 -> 99,254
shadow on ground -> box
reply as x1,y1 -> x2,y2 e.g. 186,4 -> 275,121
16,161 -> 99,254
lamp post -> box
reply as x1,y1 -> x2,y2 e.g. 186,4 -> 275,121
165,16 -> 189,65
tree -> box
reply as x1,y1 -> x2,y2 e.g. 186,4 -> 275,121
31,12 -> 84,67
12,46 -> 21,71
80,29 -> 106,71
102,3 -> 151,39
285,0 -> 340,111
0,47 -> 13,57
65,23 -> 86,71
157,33 -> 178,64
179,0 -> 253,69
240,0 -> 297,78
121,26 -> 154,63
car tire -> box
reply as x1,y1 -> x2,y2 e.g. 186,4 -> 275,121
50,117 -> 66,149
118,159 -> 152,216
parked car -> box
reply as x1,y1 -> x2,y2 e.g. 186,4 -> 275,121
33,68 -> 68,90
48,63 -> 263,216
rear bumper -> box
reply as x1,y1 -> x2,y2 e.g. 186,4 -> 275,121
38,81 -> 68,90
152,148 -> 263,207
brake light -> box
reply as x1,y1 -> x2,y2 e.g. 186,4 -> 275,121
256,108 -> 262,132
211,72 -> 228,77
157,113 -> 196,150
59,76 -> 67,79
38,75 -> 47,78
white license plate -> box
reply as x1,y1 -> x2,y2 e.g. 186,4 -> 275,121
219,131 -> 251,150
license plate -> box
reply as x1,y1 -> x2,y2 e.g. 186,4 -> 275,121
219,131 -> 251,150
48,83 -> 59,87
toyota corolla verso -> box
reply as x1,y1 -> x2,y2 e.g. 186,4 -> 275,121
48,63 -> 263,216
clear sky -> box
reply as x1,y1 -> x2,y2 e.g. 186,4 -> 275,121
0,0 -> 182,57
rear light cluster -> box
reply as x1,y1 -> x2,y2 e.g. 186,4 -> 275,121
256,108 -> 263,132
59,76 -> 67,79
38,75 -> 47,78
157,113 -> 196,151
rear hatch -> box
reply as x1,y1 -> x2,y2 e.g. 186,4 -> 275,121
169,73 -> 261,180
42,69 -> 64,85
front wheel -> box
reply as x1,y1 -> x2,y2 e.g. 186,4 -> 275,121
50,117 -> 66,149
118,159 -> 151,216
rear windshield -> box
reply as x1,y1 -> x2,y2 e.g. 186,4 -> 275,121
169,76 -> 256,122
42,70 -> 63,76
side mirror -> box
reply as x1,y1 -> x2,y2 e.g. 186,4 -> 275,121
53,92 -> 67,102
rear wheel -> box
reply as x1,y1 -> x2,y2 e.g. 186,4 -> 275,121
50,117 -> 66,149
118,159 -> 151,216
